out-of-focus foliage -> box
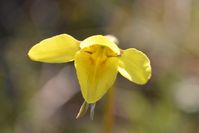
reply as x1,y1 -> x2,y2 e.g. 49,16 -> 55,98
0,0 -> 199,133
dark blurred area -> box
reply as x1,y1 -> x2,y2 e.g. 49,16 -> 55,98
0,0 -> 199,133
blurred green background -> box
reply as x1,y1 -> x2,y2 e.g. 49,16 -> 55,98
1,0 -> 199,133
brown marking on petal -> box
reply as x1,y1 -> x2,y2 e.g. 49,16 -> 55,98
85,51 -> 93,54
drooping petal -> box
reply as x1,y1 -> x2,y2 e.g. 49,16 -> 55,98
74,51 -> 119,103
118,48 -> 151,85
80,35 -> 120,55
28,34 -> 80,63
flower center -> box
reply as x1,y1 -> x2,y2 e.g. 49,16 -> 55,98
82,45 -> 117,66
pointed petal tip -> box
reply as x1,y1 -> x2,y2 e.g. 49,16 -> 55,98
76,113 -> 81,119
76,101 -> 89,119
90,104 -> 96,120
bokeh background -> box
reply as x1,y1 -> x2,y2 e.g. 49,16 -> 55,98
0,0 -> 199,133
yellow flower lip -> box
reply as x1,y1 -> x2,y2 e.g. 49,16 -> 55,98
80,35 -> 120,55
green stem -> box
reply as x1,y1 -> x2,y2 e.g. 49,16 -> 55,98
103,87 -> 114,133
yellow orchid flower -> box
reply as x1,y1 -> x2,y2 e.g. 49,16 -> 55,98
28,34 -> 151,104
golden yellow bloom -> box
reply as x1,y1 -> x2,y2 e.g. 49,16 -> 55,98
28,34 -> 151,104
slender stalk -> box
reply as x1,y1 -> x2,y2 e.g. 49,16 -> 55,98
103,87 -> 115,133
